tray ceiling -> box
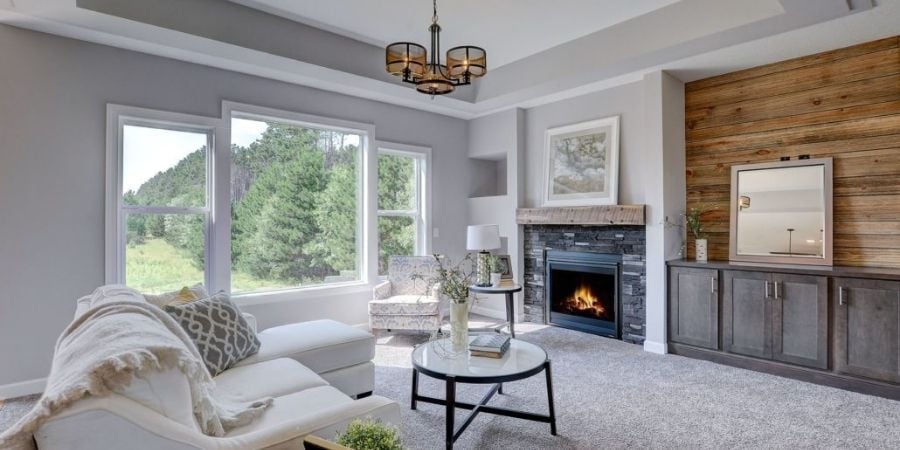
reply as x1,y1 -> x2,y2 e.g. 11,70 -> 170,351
229,0 -> 682,68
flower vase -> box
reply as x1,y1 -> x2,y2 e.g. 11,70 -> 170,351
695,238 -> 708,262
449,302 -> 469,351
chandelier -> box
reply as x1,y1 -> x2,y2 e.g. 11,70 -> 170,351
385,0 -> 487,97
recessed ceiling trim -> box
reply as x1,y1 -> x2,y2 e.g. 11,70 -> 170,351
227,0 -> 383,48
0,6 -> 483,118
1,0 -> 896,120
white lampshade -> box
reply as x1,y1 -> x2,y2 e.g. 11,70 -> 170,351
467,224 -> 501,251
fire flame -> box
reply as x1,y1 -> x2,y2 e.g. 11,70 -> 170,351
563,284 -> 606,317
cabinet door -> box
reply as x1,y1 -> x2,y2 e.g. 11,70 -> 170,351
834,278 -> 900,383
771,274 -> 828,369
723,270 -> 771,359
669,267 -> 718,349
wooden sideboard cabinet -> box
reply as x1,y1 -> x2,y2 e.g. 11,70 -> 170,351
722,270 -> 827,369
668,266 -> 718,350
668,260 -> 900,400
833,277 -> 900,383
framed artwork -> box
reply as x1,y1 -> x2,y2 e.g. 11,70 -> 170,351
496,255 -> 513,280
542,116 -> 620,206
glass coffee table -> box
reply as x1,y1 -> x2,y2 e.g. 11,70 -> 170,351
410,337 -> 557,450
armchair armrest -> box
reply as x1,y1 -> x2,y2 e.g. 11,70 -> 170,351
372,281 -> 392,300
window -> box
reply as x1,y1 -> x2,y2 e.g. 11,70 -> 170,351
108,103 -> 430,299
377,147 -> 429,276
229,114 -> 363,294
110,116 -> 214,294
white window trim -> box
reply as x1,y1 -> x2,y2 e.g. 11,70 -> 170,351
221,101 -> 377,298
106,102 -> 435,304
105,104 -> 223,290
376,142 -> 433,262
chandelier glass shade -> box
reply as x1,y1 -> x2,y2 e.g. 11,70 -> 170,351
385,0 -> 486,96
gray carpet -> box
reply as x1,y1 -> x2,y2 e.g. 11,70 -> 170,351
0,394 -> 39,434
3,321 -> 900,449
374,321 -> 900,450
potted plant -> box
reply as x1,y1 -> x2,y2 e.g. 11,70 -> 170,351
433,254 -> 474,351
488,255 -> 504,287
335,418 -> 403,450
685,207 -> 708,262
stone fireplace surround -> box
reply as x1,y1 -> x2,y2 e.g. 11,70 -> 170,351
523,224 -> 647,344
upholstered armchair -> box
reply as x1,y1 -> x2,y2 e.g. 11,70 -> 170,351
368,256 -> 443,334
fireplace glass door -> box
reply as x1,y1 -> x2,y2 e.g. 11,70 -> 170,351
545,250 -> 620,338
549,268 -> 616,323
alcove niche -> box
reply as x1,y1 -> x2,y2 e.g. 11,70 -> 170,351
468,154 -> 507,198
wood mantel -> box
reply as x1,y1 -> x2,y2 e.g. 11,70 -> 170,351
515,205 -> 645,226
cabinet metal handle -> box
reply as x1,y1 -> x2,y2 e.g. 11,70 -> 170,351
838,286 -> 847,306
711,277 -> 717,294
764,281 -> 771,299
774,281 -> 780,300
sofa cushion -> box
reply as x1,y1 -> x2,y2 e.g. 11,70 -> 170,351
214,358 -> 328,402
368,295 -> 440,315
225,386 -> 352,437
234,320 -> 374,374
165,293 -> 260,376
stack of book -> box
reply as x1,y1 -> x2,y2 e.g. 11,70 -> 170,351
469,334 -> 511,359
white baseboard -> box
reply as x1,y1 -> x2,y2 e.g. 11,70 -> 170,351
470,305 -> 525,322
0,377 -> 46,399
643,340 -> 668,355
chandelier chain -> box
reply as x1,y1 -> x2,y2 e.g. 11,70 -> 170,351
432,0 -> 438,24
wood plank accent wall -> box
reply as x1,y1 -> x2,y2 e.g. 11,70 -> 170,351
684,36 -> 900,267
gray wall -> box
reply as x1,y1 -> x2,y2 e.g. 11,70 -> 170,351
0,24 -> 469,387
642,71 -> 686,353
523,81 -> 646,207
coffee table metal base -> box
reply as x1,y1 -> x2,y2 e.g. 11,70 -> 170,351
411,360 -> 557,450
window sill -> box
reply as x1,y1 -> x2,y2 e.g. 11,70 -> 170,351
232,281 -> 373,306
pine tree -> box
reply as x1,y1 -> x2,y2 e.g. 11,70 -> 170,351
234,146 -> 326,282
308,151 -> 358,273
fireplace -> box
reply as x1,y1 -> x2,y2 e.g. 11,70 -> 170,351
545,250 -> 620,338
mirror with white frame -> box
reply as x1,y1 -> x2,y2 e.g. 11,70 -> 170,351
729,158 -> 833,266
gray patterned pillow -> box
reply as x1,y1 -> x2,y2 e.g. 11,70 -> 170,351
164,292 -> 260,376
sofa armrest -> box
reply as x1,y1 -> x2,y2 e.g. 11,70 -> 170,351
36,393 -> 400,450
372,281 -> 392,300
227,395 -> 401,449
241,313 -> 258,334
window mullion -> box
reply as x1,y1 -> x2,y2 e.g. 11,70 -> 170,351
377,210 -> 419,217
122,206 -> 208,215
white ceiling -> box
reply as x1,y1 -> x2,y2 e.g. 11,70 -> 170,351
229,0 -> 681,68
0,0 -> 893,118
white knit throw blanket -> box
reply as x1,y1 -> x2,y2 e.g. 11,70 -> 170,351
0,286 -> 273,449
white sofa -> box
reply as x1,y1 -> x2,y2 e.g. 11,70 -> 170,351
33,297 -> 400,450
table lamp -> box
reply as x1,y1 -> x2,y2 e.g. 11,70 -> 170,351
467,224 -> 501,287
